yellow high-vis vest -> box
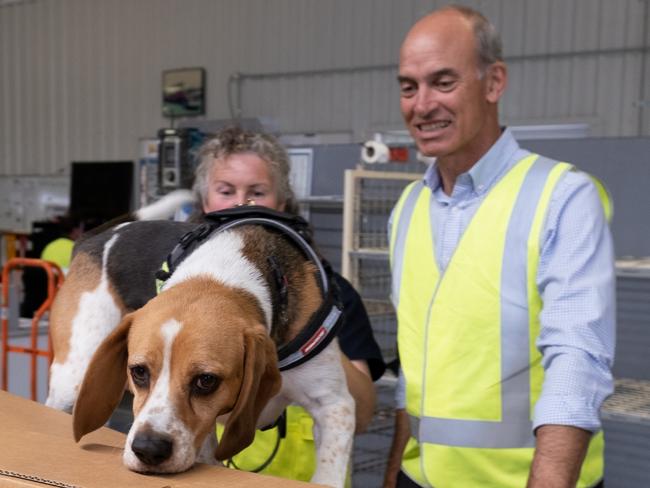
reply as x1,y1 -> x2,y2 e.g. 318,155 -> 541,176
390,155 -> 607,487
216,405 -> 352,487
40,237 -> 74,273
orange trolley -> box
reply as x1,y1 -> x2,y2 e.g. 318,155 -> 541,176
1,258 -> 64,401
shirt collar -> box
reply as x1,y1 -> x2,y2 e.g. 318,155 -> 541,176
423,128 -> 521,196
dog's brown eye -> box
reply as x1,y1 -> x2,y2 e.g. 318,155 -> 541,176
191,373 -> 220,396
130,365 -> 150,388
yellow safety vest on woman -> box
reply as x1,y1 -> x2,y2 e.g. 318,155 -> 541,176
216,405 -> 352,487
390,155 -> 606,488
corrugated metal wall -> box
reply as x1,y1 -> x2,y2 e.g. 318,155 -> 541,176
1,0 -> 649,176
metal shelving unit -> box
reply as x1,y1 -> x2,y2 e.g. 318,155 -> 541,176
342,169 -> 420,366
601,258 -> 650,487
342,168 -> 421,487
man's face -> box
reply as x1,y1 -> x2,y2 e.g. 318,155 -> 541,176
398,12 -> 497,162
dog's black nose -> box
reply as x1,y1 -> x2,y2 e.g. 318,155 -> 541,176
131,432 -> 174,466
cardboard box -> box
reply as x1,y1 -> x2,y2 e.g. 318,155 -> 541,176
0,390 -> 320,487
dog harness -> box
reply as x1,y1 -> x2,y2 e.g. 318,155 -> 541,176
155,206 -> 344,371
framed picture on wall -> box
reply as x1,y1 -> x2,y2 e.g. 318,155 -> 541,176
162,67 -> 205,118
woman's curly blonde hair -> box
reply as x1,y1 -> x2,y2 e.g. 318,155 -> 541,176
193,126 -> 298,214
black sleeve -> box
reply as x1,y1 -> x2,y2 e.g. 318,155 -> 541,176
333,273 -> 386,381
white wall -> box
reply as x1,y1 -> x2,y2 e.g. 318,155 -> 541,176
0,0 -> 648,176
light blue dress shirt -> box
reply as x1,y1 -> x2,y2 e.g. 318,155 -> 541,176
393,128 -> 616,433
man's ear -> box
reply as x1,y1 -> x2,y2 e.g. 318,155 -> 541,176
485,61 -> 507,103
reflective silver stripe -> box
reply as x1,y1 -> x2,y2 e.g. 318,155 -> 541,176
276,306 -> 342,369
411,413 -> 535,448
413,156 -> 558,449
391,181 -> 426,309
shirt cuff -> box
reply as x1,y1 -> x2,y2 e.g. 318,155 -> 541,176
533,394 -> 603,433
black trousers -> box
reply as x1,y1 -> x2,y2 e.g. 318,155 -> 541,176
395,471 -> 420,488
396,470 -> 604,488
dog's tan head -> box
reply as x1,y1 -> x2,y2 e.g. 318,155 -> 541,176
72,278 -> 282,473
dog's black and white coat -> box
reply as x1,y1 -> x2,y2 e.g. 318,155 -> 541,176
45,196 -> 354,488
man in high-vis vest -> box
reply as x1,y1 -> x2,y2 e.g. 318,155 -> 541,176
383,5 -> 615,488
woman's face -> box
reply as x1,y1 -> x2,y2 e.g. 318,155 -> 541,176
202,152 -> 285,213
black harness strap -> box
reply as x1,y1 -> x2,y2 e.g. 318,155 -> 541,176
267,255 -> 289,329
156,206 -> 344,371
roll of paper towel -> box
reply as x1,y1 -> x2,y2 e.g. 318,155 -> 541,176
361,140 -> 390,164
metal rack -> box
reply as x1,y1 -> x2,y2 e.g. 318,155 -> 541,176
342,167 -> 422,486
342,169 -> 420,365
1,258 -> 64,401
351,377 -> 397,487
601,378 -> 650,487
601,259 -> 650,487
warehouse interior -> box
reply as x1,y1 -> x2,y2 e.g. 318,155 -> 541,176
1,1 -> 649,487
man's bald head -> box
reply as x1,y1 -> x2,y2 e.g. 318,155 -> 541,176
402,5 -> 503,76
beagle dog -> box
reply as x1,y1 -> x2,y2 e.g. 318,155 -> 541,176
45,210 -> 354,488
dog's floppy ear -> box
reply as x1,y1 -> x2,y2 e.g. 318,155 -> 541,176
214,324 -> 281,461
72,313 -> 134,442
